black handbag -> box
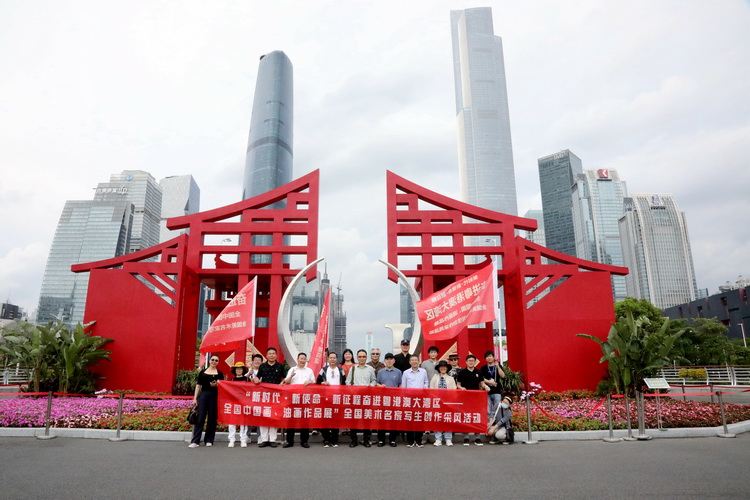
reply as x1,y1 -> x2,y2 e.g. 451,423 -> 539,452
187,406 -> 198,425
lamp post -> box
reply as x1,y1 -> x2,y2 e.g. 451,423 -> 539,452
739,322 -> 747,349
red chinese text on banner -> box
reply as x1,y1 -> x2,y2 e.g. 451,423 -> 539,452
218,381 -> 487,433
306,289 -> 330,377
199,278 -> 257,353
416,261 -> 498,341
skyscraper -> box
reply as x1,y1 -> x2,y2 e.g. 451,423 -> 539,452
159,175 -> 200,243
618,194 -> 698,309
242,51 -> 293,201
451,7 -> 517,217
37,200 -> 133,326
538,150 -> 583,257
522,209 -> 546,246
94,170 -> 162,253
571,169 -> 628,301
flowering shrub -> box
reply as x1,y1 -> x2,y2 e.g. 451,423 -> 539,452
520,382 -> 543,401
1,394 -> 748,432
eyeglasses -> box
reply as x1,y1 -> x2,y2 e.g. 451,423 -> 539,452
371,352 -> 380,356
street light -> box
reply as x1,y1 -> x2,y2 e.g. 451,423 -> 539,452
740,322 -> 747,349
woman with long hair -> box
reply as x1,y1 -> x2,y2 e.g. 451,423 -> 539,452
339,349 -> 356,377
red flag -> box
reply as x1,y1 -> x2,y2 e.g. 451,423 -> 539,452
307,289 -> 330,377
417,261 -> 498,341
200,278 -> 257,353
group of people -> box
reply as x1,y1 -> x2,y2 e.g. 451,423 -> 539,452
189,339 -> 515,449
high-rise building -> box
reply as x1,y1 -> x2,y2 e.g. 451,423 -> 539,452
1,302 -> 21,320
399,283 -> 415,342
159,175 -> 200,243
618,194 -> 698,309
242,51 -> 293,202
451,7 -> 517,217
571,169 -> 628,302
37,200 -> 133,326
94,170 -> 162,253
522,209 -> 546,246
538,150 -> 583,257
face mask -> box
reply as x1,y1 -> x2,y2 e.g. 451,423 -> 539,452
501,403 -> 509,409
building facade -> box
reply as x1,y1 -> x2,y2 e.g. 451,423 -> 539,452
664,285 -> 749,345
571,169 -> 628,302
159,175 -> 200,243
522,209 -> 546,246
37,200 -> 133,326
451,7 -> 517,217
538,149 -> 583,257
242,50 -> 294,202
618,194 -> 698,309
94,170 -> 162,253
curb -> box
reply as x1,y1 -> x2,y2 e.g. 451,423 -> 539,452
1,419 -> 748,442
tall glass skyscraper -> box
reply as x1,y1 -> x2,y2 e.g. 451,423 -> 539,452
538,150 -> 583,257
94,170 -> 162,253
451,7 -> 517,217
618,194 -> 698,309
571,169 -> 628,301
37,200 -> 133,326
159,175 -> 200,243
242,51 -> 293,201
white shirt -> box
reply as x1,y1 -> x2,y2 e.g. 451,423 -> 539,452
286,366 -> 314,385
324,365 -> 342,385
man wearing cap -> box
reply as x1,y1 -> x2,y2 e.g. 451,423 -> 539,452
393,339 -> 412,372
375,353 -> 402,447
401,354 -> 429,447
448,354 -> 462,379
421,345 -> 440,382
455,354 -> 490,446
282,352 -> 315,448
346,349 -> 377,447
368,348 -> 385,374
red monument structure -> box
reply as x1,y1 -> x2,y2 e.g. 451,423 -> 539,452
73,169 -> 626,393
386,171 -> 628,391
73,171 -> 319,393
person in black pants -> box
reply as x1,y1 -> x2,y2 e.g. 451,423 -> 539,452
189,355 -> 225,448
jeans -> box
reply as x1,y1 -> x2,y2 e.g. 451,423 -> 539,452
488,393 -> 502,421
435,430 -> 453,442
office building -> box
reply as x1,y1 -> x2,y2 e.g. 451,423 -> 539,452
242,51 -> 293,201
571,169 -> 628,301
1,302 -> 21,320
451,7 -> 517,217
159,175 -> 200,242
522,209 -> 546,246
37,200 -> 133,326
618,194 -> 698,309
538,150 -> 583,257
94,170 -> 162,253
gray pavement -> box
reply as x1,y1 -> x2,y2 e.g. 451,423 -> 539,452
2,434 -> 749,499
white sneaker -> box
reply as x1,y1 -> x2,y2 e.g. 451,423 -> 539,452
240,442 -> 247,448
433,441 -> 442,447
206,443 -> 213,447
446,440 -> 453,447
188,443 -> 199,448
228,441 -> 235,448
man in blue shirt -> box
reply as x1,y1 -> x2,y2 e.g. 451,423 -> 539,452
401,354 -> 429,447
375,353 -> 402,447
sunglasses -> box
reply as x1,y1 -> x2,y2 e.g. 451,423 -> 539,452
210,359 -> 219,362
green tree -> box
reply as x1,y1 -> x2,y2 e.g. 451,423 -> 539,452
673,317 -> 750,365
0,320 -> 112,393
578,312 -> 684,394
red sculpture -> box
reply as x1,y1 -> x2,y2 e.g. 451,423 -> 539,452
386,171 -> 628,391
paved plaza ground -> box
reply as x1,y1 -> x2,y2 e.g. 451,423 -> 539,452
2,433 -> 749,499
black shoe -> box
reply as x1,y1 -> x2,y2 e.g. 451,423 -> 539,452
269,442 -> 278,448
377,441 -> 385,447
362,441 -> 371,448
258,442 -> 269,448
283,442 -> 293,448
389,442 -> 397,447
301,443 -> 310,448
349,441 -> 358,448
